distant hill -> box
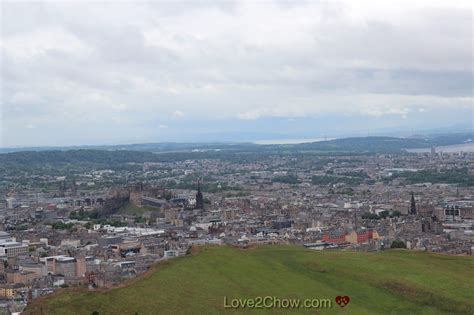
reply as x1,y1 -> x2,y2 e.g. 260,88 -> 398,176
1,134 -> 472,173
0,149 -> 160,166
295,136 -> 430,152
1,132 -> 472,154
25,245 -> 474,315
294,133 -> 473,152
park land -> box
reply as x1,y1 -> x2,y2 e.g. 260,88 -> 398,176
26,245 -> 474,315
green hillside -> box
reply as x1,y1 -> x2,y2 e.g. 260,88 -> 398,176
26,246 -> 474,315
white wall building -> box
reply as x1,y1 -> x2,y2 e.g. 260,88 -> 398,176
0,232 -> 29,258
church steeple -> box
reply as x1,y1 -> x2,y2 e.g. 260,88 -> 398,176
195,180 -> 204,210
410,192 -> 417,215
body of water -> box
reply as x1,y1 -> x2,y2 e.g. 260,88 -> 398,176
254,138 -> 332,145
406,142 -> 474,153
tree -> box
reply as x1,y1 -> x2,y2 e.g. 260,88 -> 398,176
272,174 -> 300,184
362,212 -> 379,220
379,211 -> 390,219
390,240 -> 406,249
162,191 -> 173,201
52,222 -> 74,230
391,210 -> 402,217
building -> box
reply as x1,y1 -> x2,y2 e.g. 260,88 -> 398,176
418,204 -> 435,217
421,216 -> 443,234
443,204 -> 474,220
195,181 -> 204,210
410,192 -> 417,215
54,257 -> 77,279
141,196 -> 168,208
0,232 -> 28,258
0,286 -> 15,298
346,230 -> 376,244
20,261 -> 44,277
6,271 -> 36,284
5,198 -> 17,209
322,232 -> 346,244
41,255 -> 85,280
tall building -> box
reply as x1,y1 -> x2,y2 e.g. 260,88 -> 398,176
410,192 -> 417,215
195,181 -> 204,210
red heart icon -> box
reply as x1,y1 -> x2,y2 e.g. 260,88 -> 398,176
335,295 -> 350,307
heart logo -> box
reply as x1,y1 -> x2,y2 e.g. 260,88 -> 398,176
335,295 -> 350,307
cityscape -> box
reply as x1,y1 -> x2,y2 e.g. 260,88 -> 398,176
0,136 -> 473,313
1,1 -> 473,314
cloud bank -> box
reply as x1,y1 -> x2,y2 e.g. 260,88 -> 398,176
1,0 -> 472,146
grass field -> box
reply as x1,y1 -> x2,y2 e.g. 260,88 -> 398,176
26,246 -> 474,315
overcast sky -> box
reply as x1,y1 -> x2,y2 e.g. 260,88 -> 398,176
1,0 -> 472,147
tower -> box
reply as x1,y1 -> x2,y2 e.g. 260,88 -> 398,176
71,179 -> 77,196
410,192 -> 417,215
59,180 -> 65,198
195,180 -> 204,210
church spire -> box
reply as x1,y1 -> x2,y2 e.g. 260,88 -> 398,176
195,179 -> 204,210
410,192 -> 417,215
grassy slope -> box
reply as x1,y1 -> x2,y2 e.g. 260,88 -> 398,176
117,202 -> 160,216
26,246 -> 474,315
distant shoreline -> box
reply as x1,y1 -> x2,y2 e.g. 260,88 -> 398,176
406,142 -> 474,153
254,138 -> 334,145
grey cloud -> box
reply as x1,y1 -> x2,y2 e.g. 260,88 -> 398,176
1,1 -> 472,146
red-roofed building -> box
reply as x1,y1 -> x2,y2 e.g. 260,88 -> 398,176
322,232 -> 346,244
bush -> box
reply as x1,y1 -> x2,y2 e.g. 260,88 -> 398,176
362,212 -> 379,220
52,222 -> 74,230
390,240 -> 406,249
379,211 -> 390,219
391,211 -> 402,217
272,174 -> 300,184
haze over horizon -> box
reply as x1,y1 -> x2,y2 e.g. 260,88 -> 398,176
1,0 -> 472,147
